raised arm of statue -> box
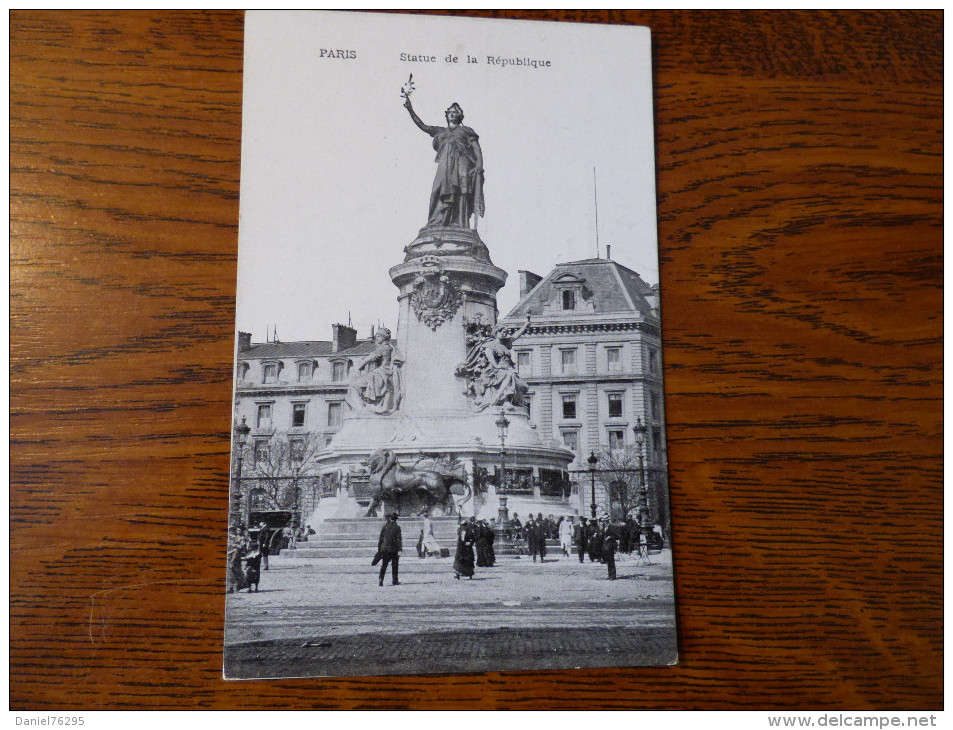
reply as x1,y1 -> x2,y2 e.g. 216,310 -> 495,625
509,317 -> 531,343
404,98 -> 441,135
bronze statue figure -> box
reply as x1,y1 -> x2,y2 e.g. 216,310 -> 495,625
363,448 -> 470,518
404,96 -> 484,229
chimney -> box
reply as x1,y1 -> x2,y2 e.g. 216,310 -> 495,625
237,331 -> 252,352
606,244 -> 611,260
518,270 -> 543,299
332,323 -> 358,352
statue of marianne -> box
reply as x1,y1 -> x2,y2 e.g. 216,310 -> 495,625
404,97 -> 484,229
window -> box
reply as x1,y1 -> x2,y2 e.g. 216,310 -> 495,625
561,430 -> 578,453
292,403 -> 306,428
297,362 -> 311,382
648,347 -> 660,374
651,391 -> 661,421
562,289 -> 576,310
290,438 -> 305,462
256,403 -> 272,429
608,393 -> 623,419
525,393 -> 532,419
561,394 -> 577,420
607,347 -> 622,373
653,427 -> 663,454
263,363 -> 277,383
332,361 -> 347,381
516,351 -> 531,375
327,402 -> 343,427
560,349 -> 576,374
608,429 -> 626,451
253,440 -> 269,465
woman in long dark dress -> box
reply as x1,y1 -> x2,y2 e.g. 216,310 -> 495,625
453,519 -> 476,579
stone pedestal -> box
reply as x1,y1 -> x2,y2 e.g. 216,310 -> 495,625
315,226 -> 573,520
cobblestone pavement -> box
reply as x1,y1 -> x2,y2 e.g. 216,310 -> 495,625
224,550 -> 676,677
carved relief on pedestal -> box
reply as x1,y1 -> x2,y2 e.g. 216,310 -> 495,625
410,257 -> 462,330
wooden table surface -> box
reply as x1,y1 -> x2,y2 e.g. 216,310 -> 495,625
10,10 -> 942,710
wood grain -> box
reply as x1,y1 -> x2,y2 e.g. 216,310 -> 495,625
10,10 -> 942,709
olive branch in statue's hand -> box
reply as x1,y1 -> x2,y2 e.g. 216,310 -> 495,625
400,74 -> 415,103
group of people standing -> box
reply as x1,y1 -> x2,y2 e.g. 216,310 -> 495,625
453,516 -> 496,579
226,521 -> 275,594
378,511 -> 662,585
573,515 -> 655,580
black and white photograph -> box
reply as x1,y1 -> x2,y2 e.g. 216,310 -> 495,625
224,10 -> 676,678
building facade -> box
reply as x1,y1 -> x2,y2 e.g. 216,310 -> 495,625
232,324 -> 373,520
499,257 -> 668,525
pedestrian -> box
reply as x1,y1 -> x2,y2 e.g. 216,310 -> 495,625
256,521 -> 271,570
453,518 -> 475,579
375,513 -> 402,586
575,517 -> 588,563
422,514 -> 441,557
525,517 -> 538,562
586,518 -> 599,562
243,547 -> 262,591
604,528 -> 617,580
485,519 -> 496,567
536,518 -> 547,562
226,527 -> 248,594
475,518 -> 488,567
559,516 -> 573,557
622,515 -> 634,554
510,513 -> 522,539
628,518 -> 641,555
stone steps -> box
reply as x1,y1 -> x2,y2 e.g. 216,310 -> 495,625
283,515 -> 572,560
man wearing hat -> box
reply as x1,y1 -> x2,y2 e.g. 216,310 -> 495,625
603,520 -> 618,580
376,513 -> 402,586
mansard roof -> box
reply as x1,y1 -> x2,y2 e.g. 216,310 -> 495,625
505,258 -> 657,319
240,339 -> 376,360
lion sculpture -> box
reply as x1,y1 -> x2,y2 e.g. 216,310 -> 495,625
364,448 -> 469,518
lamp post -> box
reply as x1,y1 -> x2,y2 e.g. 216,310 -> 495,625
232,416 -> 251,530
587,451 -> 598,519
632,417 -> 648,525
495,409 -> 510,523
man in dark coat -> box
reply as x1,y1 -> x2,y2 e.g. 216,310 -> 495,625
535,519 -> 547,562
603,527 -> 617,580
575,517 -> 588,563
485,519 -> 496,566
376,513 -> 402,586
586,518 -> 600,562
525,517 -> 537,561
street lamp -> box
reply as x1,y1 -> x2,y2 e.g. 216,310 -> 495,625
632,417 -> 648,525
495,409 -> 510,524
587,451 -> 598,519
232,416 -> 251,530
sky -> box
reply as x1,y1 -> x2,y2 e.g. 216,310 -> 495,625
236,11 -> 659,343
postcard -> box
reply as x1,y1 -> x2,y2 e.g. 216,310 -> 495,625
225,10 -> 676,678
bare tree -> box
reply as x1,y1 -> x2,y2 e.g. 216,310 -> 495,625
593,447 -> 644,519
243,433 -> 324,511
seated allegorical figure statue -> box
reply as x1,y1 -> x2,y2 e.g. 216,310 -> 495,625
456,319 -> 530,411
345,327 -> 404,415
